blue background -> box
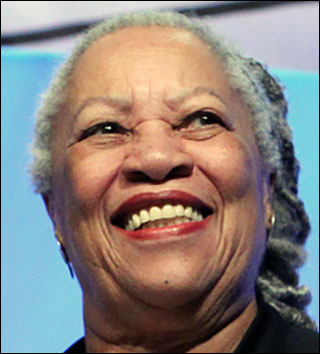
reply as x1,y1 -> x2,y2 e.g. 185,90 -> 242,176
1,47 -> 319,353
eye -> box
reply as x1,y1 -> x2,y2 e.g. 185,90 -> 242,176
178,110 -> 227,130
79,122 -> 128,141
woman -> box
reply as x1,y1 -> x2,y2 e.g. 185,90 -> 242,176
28,11 -> 319,353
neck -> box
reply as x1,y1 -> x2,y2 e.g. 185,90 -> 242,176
83,290 -> 258,353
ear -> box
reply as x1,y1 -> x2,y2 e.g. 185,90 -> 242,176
263,171 -> 276,229
42,193 -> 54,220
41,193 -> 64,244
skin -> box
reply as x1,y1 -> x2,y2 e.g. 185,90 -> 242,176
44,26 -> 274,353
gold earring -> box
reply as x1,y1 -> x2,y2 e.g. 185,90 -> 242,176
266,213 -> 276,241
55,234 -> 74,279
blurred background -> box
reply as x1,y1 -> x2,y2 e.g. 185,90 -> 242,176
1,1 -> 319,353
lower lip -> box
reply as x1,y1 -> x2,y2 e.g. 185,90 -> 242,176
114,214 -> 213,241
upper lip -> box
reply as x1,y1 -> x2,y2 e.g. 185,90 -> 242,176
110,190 -> 214,228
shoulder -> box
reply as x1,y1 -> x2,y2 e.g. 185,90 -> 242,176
277,319 -> 319,353
64,337 -> 86,353
236,295 -> 319,353
259,303 -> 319,353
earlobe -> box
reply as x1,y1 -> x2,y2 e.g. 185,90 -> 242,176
264,200 -> 273,230
42,193 -> 74,278
41,193 -> 65,244
55,230 -> 74,279
55,229 -> 64,244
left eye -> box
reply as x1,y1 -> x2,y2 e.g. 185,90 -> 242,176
179,110 -> 226,129
79,122 -> 127,141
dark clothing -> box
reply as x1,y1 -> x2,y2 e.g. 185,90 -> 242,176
64,293 -> 319,353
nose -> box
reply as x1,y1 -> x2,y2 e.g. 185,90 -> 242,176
121,121 -> 194,183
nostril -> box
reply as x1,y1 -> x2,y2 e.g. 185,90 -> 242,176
126,165 -> 192,183
122,151 -> 194,183
167,165 -> 193,179
127,171 -> 153,183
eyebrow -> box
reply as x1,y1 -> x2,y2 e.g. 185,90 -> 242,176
73,96 -> 132,122
167,86 -> 227,108
73,86 -> 226,122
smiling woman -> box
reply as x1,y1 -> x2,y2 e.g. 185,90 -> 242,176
28,10 -> 319,354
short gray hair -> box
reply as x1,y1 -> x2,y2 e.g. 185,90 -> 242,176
28,10 -> 317,330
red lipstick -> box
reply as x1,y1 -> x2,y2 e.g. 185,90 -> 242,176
110,190 -> 214,241
114,214 -> 213,241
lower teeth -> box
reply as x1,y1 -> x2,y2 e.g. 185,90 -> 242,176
139,216 -> 193,230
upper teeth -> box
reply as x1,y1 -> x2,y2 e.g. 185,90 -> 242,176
125,204 -> 203,231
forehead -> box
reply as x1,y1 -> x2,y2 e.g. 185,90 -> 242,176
70,26 -> 232,102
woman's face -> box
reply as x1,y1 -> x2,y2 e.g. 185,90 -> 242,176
46,27 -> 272,311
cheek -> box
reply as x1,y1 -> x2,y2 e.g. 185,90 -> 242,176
64,146 -> 123,208
191,133 -> 257,200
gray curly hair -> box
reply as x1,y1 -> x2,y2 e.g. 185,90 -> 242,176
28,10 -> 317,331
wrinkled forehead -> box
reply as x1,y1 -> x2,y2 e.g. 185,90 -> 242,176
69,26 -> 233,107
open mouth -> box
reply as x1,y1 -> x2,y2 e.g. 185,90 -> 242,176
110,192 -> 214,232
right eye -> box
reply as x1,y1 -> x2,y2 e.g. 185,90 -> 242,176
79,122 -> 128,141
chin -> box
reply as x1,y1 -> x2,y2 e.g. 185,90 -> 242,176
121,262 -> 219,310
